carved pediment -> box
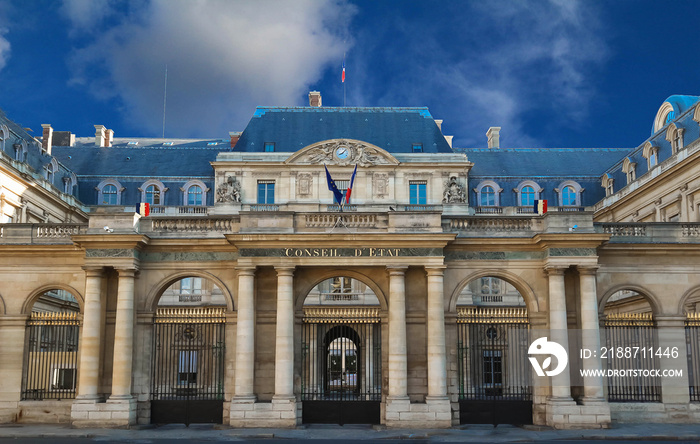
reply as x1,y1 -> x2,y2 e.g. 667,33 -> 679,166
285,139 -> 400,167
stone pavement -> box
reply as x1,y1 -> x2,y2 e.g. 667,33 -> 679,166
2,423 -> 700,441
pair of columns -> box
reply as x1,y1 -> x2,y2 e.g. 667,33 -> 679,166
234,266 -> 449,401
546,266 -> 604,403
76,267 -> 137,401
234,267 -> 295,401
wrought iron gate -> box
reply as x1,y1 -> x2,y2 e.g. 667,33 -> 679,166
457,307 -> 532,425
151,307 -> 226,425
301,307 -> 381,424
21,312 -> 80,400
604,312 -> 660,402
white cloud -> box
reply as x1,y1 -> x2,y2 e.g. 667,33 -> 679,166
352,0 -> 608,147
0,27 -> 10,72
65,0 -> 355,137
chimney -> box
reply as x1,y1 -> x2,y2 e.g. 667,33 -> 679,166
444,135 -> 453,148
41,124 -> 53,154
486,127 -> 501,149
94,125 -> 106,147
434,119 -> 443,132
106,129 -> 114,147
309,91 -> 322,107
229,131 -> 241,148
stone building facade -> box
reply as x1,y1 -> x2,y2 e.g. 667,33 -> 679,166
1,93 -> 700,429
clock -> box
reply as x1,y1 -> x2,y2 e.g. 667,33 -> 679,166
335,146 -> 350,159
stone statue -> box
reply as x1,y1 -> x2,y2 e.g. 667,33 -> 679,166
443,176 -> 466,203
216,176 -> 241,203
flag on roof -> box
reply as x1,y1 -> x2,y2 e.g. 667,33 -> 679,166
342,57 -> 345,83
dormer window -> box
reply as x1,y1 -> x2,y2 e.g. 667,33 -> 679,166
643,142 -> 659,169
264,142 -> 275,152
622,157 -> 637,185
475,181 -> 502,207
666,123 -> 684,154
602,174 -> 614,197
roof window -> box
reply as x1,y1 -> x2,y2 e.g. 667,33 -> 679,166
163,142 -> 174,146
208,142 -> 218,146
127,141 -> 139,146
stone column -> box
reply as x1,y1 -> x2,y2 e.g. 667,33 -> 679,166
578,267 -> 605,402
274,267 -> 295,400
577,266 -> 611,427
75,267 -> 104,400
426,267 -> 447,399
234,267 -> 256,400
387,266 -> 409,400
110,268 -> 136,399
656,316 -> 690,405
545,266 -> 572,401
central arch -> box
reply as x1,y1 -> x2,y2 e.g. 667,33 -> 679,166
300,273 -> 382,425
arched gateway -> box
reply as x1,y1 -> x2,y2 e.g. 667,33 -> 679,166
300,276 -> 382,424
150,276 -> 228,425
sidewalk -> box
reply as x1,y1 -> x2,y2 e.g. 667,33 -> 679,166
2,423 -> 700,442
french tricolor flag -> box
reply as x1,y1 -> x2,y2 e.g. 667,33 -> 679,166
534,199 -> 547,215
345,164 -> 358,204
342,57 -> 345,83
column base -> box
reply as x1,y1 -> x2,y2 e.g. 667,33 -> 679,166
385,396 -> 452,428
229,397 -> 299,428
545,397 -> 610,429
71,397 -> 137,428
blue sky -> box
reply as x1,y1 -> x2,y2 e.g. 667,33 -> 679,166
0,0 -> 698,149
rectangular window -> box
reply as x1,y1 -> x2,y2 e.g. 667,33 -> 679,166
482,350 -> 502,386
412,143 -> 423,153
264,142 -> 275,152
51,367 -> 76,390
409,181 -> 427,205
257,180 -> 275,204
178,350 -> 198,385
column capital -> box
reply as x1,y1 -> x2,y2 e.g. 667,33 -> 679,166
577,265 -> 599,275
386,265 -> 408,276
236,266 -> 257,276
115,267 -> 137,278
544,265 -> 567,276
82,266 -> 104,276
425,266 -> 446,277
275,266 -> 295,277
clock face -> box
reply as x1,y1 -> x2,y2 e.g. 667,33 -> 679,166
335,146 -> 350,159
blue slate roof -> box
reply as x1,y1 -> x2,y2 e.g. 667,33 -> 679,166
234,107 -> 453,153
52,146 -> 219,177
459,148 -> 631,177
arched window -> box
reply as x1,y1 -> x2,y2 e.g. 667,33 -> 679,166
665,123 -> 684,154
181,180 -> 209,207
139,180 -> 168,206
103,185 -> 118,204
63,173 -> 77,195
146,185 -> 161,205
643,141 -> 659,170
601,174 -> 614,197
0,125 -> 6,153
475,181 -> 501,207
14,140 -> 27,162
45,159 -> 58,185
187,185 -> 202,205
96,179 -> 124,205
556,181 -> 583,206
515,181 -> 541,207
622,157 -> 637,185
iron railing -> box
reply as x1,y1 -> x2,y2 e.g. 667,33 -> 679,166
686,313 -> 700,402
604,313 -> 660,402
21,312 -> 80,400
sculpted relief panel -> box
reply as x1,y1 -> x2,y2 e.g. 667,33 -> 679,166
286,139 -> 399,167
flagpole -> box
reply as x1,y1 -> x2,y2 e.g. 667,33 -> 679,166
343,52 -> 346,107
